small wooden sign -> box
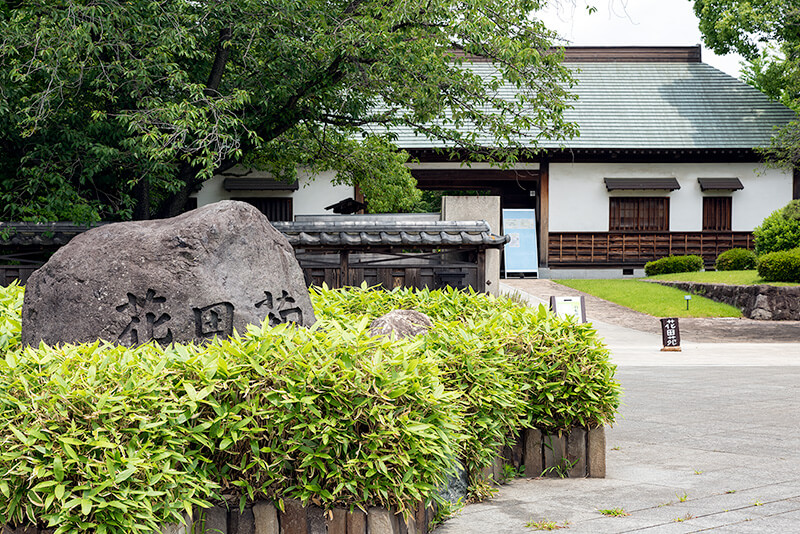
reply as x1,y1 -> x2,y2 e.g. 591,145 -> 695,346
660,317 -> 681,351
550,296 -> 587,323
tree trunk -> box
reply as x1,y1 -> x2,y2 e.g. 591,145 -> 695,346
131,178 -> 150,220
157,164 -> 199,218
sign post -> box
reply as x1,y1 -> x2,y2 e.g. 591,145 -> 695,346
549,296 -> 587,323
660,317 -> 681,352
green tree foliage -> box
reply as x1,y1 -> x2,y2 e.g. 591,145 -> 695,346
0,0 -> 577,221
694,0 -> 800,167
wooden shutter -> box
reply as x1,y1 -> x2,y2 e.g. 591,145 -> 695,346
703,197 -> 732,231
233,197 -> 293,222
610,198 -> 669,231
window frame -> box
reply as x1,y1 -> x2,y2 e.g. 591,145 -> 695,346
702,196 -> 732,232
232,197 -> 294,222
609,197 -> 670,232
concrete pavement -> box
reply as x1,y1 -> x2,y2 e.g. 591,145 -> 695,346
433,281 -> 800,533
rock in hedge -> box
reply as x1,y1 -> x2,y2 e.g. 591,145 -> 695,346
369,309 -> 433,339
21,201 -> 315,347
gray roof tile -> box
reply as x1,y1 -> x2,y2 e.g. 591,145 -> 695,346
273,220 -> 509,248
380,61 -> 797,150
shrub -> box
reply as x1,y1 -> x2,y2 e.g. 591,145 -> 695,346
757,247 -> 800,282
310,285 -> 620,430
754,200 -> 800,255
644,255 -> 704,276
0,281 -> 23,352
715,248 -> 757,271
0,324 -> 459,532
0,284 -> 620,533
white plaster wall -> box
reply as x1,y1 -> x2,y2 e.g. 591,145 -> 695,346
549,162 -> 792,232
193,169 -> 354,217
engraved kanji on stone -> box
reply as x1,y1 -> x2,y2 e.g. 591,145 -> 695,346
115,289 -> 173,346
193,302 -> 235,339
255,290 -> 304,326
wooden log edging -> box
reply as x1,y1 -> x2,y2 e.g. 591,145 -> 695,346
2,500 -> 434,534
161,500 -> 432,534
3,428 -> 605,534
482,426 -> 607,483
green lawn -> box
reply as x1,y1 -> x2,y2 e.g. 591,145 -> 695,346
646,270 -> 799,286
554,279 -> 742,318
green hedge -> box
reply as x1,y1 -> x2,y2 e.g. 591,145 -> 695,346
0,284 -> 620,533
644,255 -> 704,276
757,247 -> 800,282
715,248 -> 757,271
753,200 -> 800,255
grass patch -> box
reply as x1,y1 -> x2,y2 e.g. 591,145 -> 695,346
555,280 -> 742,318
647,270 -> 799,286
526,519 -> 569,530
598,508 -> 630,517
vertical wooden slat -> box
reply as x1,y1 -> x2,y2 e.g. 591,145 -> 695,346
539,163 -> 550,267
340,251 -> 350,288
574,234 -> 578,261
378,268 -> 393,289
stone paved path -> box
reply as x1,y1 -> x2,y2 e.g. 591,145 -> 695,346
432,280 -> 800,533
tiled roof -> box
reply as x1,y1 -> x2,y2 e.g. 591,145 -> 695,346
0,220 -> 509,249
0,222 -> 103,246
272,220 -> 509,249
380,54 -> 797,151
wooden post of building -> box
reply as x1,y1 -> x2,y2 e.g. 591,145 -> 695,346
539,162 -> 549,268
794,168 -> 800,200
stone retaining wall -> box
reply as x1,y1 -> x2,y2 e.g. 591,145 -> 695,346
652,281 -> 800,320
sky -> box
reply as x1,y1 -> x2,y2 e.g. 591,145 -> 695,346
537,0 -> 746,79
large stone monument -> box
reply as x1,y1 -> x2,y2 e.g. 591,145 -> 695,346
21,201 -> 315,347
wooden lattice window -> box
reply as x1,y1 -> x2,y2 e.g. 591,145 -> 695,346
703,197 -> 732,231
609,198 -> 669,231
233,197 -> 293,222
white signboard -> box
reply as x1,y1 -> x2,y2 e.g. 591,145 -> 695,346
549,296 -> 587,323
502,209 -> 538,274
